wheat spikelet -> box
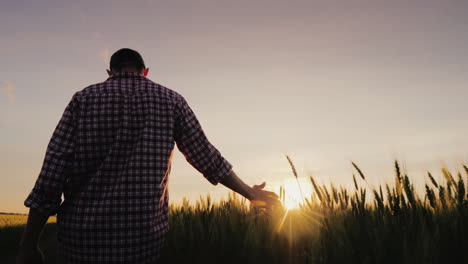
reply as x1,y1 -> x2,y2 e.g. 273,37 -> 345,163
285,154 -> 305,201
385,184 -> 392,202
379,185 -> 384,203
403,175 -> 415,207
427,172 -> 439,188
401,193 -> 408,210
439,186 -> 447,209
395,160 -> 402,183
331,183 -> 339,204
373,189 -> 384,210
340,186 -> 349,208
279,185 -> 285,203
395,174 -> 402,197
285,154 -> 298,178
442,167 -> 456,186
425,184 -> 436,209
392,188 -> 401,215
310,176 -> 323,202
352,174 -> 359,190
463,165 -> 468,193
359,188 -> 367,212
351,162 -> 366,181
322,185 -> 332,206
447,180 -> 454,204
457,172 -> 465,206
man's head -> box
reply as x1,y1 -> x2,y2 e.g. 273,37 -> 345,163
107,48 -> 149,77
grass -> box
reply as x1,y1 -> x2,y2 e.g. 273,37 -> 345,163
0,214 -> 56,228
1,160 -> 467,263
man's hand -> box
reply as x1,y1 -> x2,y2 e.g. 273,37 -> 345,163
16,245 -> 45,264
249,182 -> 282,209
220,170 -> 281,209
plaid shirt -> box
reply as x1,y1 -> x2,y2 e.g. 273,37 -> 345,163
25,72 -> 233,263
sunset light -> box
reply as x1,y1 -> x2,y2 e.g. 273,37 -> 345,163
281,179 -> 312,210
1,1 -> 468,263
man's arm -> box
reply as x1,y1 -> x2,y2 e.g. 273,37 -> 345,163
16,209 -> 47,264
173,96 -> 280,208
24,95 -> 77,216
220,170 -> 253,200
18,209 -> 49,248
173,96 -> 233,185
220,170 -> 281,208
18,95 -> 78,263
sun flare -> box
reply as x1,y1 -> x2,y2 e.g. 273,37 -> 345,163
281,179 -> 311,209
284,199 -> 299,210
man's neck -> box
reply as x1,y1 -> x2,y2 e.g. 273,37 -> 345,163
114,66 -> 141,74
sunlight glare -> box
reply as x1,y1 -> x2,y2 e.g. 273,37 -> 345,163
284,199 -> 299,210
282,179 -> 311,209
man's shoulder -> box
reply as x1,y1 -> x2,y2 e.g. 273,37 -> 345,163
74,78 -> 184,103
146,79 -> 184,102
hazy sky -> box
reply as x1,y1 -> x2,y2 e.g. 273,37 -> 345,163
1,0 -> 467,213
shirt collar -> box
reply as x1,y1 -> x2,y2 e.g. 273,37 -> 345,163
107,71 -> 146,80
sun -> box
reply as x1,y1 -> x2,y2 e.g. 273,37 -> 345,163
284,199 -> 299,210
281,179 -> 311,209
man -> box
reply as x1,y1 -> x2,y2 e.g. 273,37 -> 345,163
16,48 -> 279,263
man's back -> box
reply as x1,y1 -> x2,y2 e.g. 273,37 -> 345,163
25,72 -> 232,263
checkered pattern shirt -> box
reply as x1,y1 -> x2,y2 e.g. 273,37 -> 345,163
24,71 -> 233,263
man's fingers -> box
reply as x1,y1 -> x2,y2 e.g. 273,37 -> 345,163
251,200 -> 266,207
251,199 -> 282,209
265,190 -> 279,199
267,197 -> 282,206
250,182 -> 282,209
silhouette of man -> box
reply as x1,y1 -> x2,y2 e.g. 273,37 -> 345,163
17,48 -> 279,263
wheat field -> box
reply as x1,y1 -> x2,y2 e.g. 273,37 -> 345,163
1,160 -> 467,263
0,215 -> 56,228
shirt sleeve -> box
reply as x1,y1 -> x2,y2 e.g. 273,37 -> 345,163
174,96 -> 232,185
24,94 -> 78,216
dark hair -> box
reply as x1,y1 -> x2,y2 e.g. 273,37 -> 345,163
109,48 -> 146,72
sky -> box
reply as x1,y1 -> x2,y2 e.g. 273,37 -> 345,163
1,0 -> 467,213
